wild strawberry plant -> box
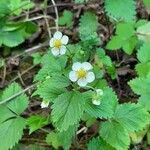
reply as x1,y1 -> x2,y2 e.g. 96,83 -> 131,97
0,0 -> 150,150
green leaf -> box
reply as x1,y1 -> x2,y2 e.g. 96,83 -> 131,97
0,0 -> 10,16
32,53 -> 42,65
122,36 -> 137,54
46,125 -> 77,149
114,103 -> 150,132
137,42 -> 150,63
106,36 -> 122,50
46,132 -> 60,149
84,87 -> 118,119
34,54 -> 67,81
27,115 -> 49,134
74,0 -> 89,3
106,22 -> 137,54
9,0 -> 34,15
135,62 -> 150,77
100,121 -> 130,150
88,137 -> 115,150
79,11 -> 100,45
143,0 -> 150,8
52,91 -> 85,131
88,138 -> 100,150
59,10 -> 73,27
1,82 -> 29,115
104,0 -> 136,21
96,48 -> 112,67
0,117 -> 26,150
33,76 -> 69,101
129,74 -> 150,95
137,22 -> 150,41
129,73 -> 150,110
0,21 -> 37,47
0,106 -> 15,124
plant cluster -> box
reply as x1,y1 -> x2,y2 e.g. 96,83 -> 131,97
0,0 -> 150,150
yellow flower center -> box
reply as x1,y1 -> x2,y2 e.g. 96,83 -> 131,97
54,40 -> 62,48
76,68 -> 87,79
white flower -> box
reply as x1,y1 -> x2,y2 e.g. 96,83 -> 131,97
92,89 -> 104,106
49,31 -> 69,56
69,62 -> 95,87
41,101 -> 49,108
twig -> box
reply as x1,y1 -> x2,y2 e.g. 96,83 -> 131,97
25,15 -> 53,22
76,126 -> 87,135
51,0 -> 59,30
9,64 -> 37,84
13,41 -> 48,59
18,72 -> 26,86
43,0 -> 52,38
0,84 -> 35,105
1,64 -> 6,86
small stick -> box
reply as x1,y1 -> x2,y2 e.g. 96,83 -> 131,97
0,84 -> 35,105
76,126 -> 87,135
51,0 -> 59,31
9,64 -> 37,84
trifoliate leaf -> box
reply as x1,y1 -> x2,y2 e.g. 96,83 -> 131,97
27,115 -> 49,134
137,22 -> 150,41
114,103 -> 150,132
59,10 -> 73,27
52,91 -> 85,131
106,22 -> 137,54
100,121 -> 130,150
104,0 -> 136,21
84,87 -> 118,119
1,82 -> 29,115
137,42 -> 150,63
0,117 -> 26,150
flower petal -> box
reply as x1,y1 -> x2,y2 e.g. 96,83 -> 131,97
59,45 -> 67,55
49,38 -> 55,47
92,99 -> 101,106
82,62 -> 93,70
51,47 -> 60,56
41,101 -> 49,108
69,71 -> 78,82
54,31 -> 62,39
86,72 -> 95,83
77,78 -> 88,87
61,35 -> 69,45
72,62 -> 82,71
